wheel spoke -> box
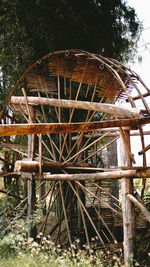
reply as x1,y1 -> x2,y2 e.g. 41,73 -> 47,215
76,180 -> 117,243
79,136 -> 119,165
68,181 -> 108,252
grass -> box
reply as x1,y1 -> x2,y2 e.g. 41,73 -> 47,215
0,256 -> 58,267
0,231 -> 120,267
0,232 -> 143,267
0,251 -> 107,267
0,254 -> 111,267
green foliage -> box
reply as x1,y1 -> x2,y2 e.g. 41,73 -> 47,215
0,197 -> 120,266
0,0 -> 32,102
0,198 -> 10,235
143,191 -> 150,202
0,199 -> 146,266
0,231 -> 123,266
0,0 -> 142,101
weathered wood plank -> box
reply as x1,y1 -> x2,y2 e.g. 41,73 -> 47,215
11,96 -> 141,118
0,117 -> 150,137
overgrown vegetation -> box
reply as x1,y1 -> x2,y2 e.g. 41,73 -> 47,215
0,218 -> 124,267
0,196 -> 119,266
0,193 -> 120,266
0,232 -> 115,266
0,193 -> 149,266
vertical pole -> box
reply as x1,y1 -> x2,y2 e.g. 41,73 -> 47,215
27,134 -> 36,238
78,140 -> 85,236
107,137 -> 119,209
22,88 -> 37,238
39,134 -> 46,215
120,130 -> 135,266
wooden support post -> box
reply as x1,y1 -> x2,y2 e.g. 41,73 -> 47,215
38,134 -> 46,215
107,136 -> 119,210
138,143 -> 150,155
127,193 -> 150,223
27,134 -> 36,238
23,89 -> 37,239
120,130 -> 135,266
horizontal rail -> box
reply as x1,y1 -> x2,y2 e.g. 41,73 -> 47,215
0,117 -> 150,136
11,96 -> 142,118
32,169 -> 150,181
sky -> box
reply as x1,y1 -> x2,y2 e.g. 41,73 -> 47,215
127,0 -> 150,86
118,0 -> 150,166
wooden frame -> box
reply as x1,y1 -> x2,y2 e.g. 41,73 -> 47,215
0,49 -> 150,266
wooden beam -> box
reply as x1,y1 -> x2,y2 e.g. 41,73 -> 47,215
22,88 -> 33,122
119,127 -> 135,164
0,117 -> 150,137
14,160 -> 150,173
0,142 -> 26,151
14,160 -> 99,172
25,168 -> 150,181
11,96 -> 141,118
127,194 -> 150,223
27,105 -> 36,238
72,130 -> 150,141
138,143 -> 150,155
15,160 -> 39,172
0,172 -> 20,178
126,91 -> 150,102
0,189 -> 23,200
120,130 -> 135,266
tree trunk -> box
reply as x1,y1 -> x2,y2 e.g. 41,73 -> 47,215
101,0 -> 113,58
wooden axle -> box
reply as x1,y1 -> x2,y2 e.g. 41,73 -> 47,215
15,160 -> 150,173
0,116 -> 150,137
14,160 -> 96,172
11,96 -> 142,118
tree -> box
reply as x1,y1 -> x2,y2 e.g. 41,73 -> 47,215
0,0 -> 142,100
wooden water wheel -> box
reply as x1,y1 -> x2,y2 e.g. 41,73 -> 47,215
1,50 -> 150,262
